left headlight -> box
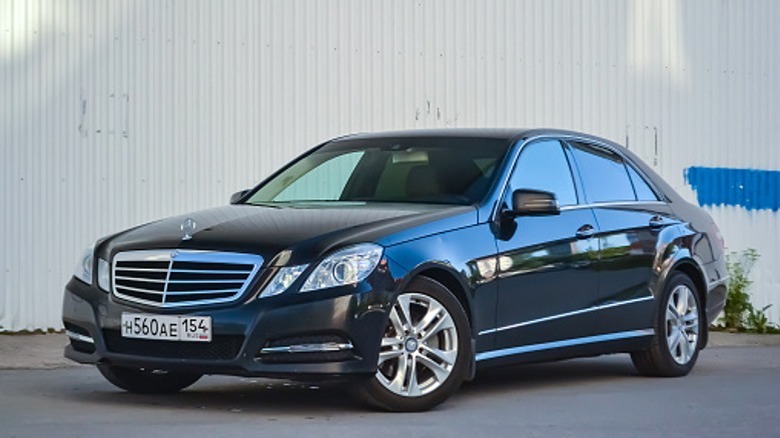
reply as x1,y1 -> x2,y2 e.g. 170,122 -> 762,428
300,243 -> 383,292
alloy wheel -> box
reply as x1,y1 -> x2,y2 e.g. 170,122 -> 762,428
665,284 -> 699,365
376,292 -> 459,397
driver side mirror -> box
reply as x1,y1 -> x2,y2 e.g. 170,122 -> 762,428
230,189 -> 250,204
509,189 -> 560,216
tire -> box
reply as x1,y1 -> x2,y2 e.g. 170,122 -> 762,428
97,364 -> 202,394
631,272 -> 704,377
357,276 -> 471,412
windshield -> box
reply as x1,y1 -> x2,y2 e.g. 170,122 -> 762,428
246,137 -> 511,206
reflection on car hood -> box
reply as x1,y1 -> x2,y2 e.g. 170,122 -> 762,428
99,203 -> 477,264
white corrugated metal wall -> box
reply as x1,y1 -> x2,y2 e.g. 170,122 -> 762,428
1,0 -> 778,331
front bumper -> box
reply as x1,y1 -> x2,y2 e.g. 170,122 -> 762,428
62,275 -> 396,379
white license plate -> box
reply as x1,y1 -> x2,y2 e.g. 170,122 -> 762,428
121,313 -> 212,342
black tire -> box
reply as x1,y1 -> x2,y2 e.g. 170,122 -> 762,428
97,364 -> 202,394
357,276 -> 471,412
631,272 -> 704,377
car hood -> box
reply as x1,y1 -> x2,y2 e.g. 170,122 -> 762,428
99,203 -> 477,264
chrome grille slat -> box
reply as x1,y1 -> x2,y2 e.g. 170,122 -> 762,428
164,289 -> 241,295
115,276 -> 167,283
112,250 -> 263,308
118,267 -> 168,272
115,285 -> 165,295
169,269 -> 252,274
166,279 -> 247,284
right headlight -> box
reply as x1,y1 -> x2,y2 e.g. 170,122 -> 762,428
73,245 -> 95,285
97,258 -> 111,292
73,243 -> 110,292
300,243 -> 383,292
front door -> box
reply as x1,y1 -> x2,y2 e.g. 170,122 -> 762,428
492,139 -> 600,352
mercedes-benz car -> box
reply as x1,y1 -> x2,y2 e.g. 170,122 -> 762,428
63,129 -> 728,411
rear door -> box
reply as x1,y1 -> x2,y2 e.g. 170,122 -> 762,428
566,141 -> 675,334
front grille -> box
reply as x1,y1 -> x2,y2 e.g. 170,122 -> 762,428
103,330 -> 244,360
112,250 -> 263,308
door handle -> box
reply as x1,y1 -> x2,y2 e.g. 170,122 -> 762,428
575,224 -> 596,239
649,215 -> 665,229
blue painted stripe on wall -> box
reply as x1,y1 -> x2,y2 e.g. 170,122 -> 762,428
684,167 -> 780,212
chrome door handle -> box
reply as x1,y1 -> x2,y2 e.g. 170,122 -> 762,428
575,224 -> 596,239
649,215 -> 665,229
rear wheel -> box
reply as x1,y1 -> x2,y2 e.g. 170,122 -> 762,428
358,277 -> 471,411
97,364 -> 202,394
631,272 -> 703,377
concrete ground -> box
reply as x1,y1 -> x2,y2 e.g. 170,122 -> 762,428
0,337 -> 778,438
1,331 -> 779,370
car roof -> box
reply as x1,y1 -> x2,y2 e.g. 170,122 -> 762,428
339,128 -> 621,147
337,128 -> 682,205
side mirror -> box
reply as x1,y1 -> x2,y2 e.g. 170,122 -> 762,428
230,189 -> 250,204
509,189 -> 560,216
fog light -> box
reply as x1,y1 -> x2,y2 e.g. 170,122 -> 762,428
259,341 -> 354,354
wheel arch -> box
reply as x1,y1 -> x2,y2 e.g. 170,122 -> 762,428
414,267 -> 473,330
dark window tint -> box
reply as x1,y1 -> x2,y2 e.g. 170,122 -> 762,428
507,140 -> 577,206
626,164 -> 659,201
569,143 -> 635,203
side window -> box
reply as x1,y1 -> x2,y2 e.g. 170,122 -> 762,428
569,143 -> 635,203
507,140 -> 578,206
626,164 -> 659,201
274,151 -> 363,201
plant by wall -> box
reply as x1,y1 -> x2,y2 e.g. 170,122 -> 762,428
720,248 -> 778,334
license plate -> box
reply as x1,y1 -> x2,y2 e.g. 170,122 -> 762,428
121,313 -> 212,342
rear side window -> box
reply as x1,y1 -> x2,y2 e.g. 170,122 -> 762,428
569,143 -> 635,203
626,164 -> 659,201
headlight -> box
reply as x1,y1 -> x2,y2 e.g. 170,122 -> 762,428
259,264 -> 308,298
74,245 -> 95,285
300,243 -> 383,292
97,258 -> 111,292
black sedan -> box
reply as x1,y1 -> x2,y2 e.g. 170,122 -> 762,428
63,129 -> 728,411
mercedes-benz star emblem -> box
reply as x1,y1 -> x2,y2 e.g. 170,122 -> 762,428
180,218 -> 197,241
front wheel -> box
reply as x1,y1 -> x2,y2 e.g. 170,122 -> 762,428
97,364 -> 202,394
357,276 -> 471,411
631,272 -> 703,377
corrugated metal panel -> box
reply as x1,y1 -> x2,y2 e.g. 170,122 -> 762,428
1,0 -> 778,331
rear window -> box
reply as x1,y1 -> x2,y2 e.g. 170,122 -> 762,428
626,163 -> 659,201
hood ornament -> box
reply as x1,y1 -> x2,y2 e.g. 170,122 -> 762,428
180,218 -> 197,241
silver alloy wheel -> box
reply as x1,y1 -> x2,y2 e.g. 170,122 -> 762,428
665,284 -> 700,365
376,292 -> 459,397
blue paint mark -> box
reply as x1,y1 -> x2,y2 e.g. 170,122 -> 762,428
684,167 -> 780,212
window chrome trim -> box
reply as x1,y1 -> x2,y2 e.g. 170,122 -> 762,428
478,296 -> 654,336
558,200 -> 668,212
475,329 -> 655,362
